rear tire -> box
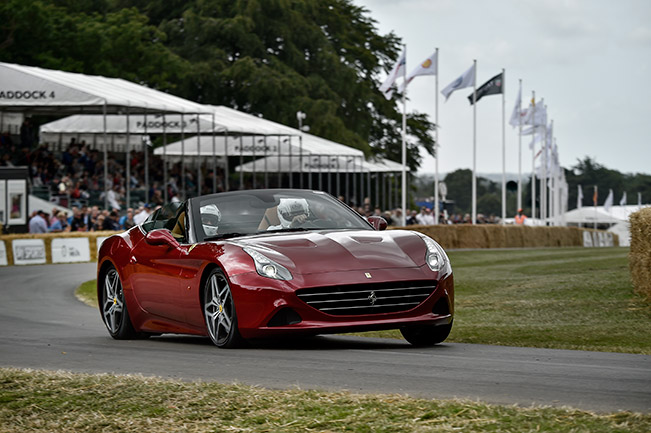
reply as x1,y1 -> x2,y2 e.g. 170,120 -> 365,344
204,269 -> 243,348
100,266 -> 138,339
401,320 -> 453,347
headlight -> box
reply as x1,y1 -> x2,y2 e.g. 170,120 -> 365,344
420,236 -> 451,276
243,247 -> 293,281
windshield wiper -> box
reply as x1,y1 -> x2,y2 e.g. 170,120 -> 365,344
204,232 -> 250,241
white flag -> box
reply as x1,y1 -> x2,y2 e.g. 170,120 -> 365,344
441,63 -> 475,101
509,86 -> 521,127
619,192 -> 627,206
399,51 -> 437,92
577,185 -> 584,209
379,51 -> 406,100
604,189 -> 614,212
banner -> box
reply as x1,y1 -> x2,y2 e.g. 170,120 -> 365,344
51,238 -> 91,263
12,239 -> 46,265
0,179 -> 5,225
7,179 -> 26,225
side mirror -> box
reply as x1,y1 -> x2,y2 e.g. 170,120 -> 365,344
145,229 -> 180,248
367,216 -> 388,231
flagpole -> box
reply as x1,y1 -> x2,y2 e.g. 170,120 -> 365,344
434,47 -> 440,225
542,105 -> 548,225
517,79 -> 522,212
401,44 -> 407,226
472,59 -> 477,225
531,91 -> 536,222
501,68 -> 506,225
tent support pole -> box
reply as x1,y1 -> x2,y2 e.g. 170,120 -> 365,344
181,114 -> 186,199
239,136 -> 244,190
211,114 -> 216,194
299,135 -> 303,189
163,114 -> 168,202
252,133 -> 256,189
126,107 -> 131,209
196,114 -> 201,196
224,135 -> 229,192
103,103 -> 109,211
264,136 -> 269,189
144,110 -> 149,204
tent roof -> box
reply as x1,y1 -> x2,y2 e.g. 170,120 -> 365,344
0,62 -> 209,115
234,155 -> 404,173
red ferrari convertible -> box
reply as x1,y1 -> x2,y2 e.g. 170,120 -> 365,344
97,189 -> 454,348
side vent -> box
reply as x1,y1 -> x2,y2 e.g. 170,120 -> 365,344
432,296 -> 450,316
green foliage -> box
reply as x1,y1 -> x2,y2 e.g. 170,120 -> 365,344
566,157 -> 651,208
0,0 -> 435,170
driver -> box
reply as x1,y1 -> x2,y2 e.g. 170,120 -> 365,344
268,198 -> 309,230
200,204 -> 221,237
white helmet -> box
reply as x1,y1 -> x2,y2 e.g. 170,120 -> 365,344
277,198 -> 309,228
200,204 -> 221,237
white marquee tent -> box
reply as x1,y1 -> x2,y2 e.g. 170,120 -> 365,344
1,62 -> 212,209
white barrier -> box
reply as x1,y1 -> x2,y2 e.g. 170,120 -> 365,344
12,239 -> 46,265
584,230 -> 613,248
51,238 -> 91,263
0,240 -> 7,266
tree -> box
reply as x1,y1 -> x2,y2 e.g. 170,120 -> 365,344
0,0 -> 436,171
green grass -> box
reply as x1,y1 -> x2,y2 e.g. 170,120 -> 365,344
80,247 -> 650,354
1,368 -> 648,433
351,247 -> 650,354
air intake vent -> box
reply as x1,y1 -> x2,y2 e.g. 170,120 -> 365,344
296,280 -> 436,316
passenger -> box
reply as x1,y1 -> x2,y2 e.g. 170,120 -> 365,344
267,198 -> 310,230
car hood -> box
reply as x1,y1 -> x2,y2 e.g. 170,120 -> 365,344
234,229 -> 427,274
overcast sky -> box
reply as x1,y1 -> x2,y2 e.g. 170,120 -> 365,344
354,0 -> 651,177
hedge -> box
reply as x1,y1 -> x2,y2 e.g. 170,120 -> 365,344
629,208 -> 651,300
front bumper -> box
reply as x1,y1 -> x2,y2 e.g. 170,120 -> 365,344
229,266 -> 454,339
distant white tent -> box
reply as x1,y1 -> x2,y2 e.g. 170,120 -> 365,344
563,205 -> 648,225
562,206 -> 621,225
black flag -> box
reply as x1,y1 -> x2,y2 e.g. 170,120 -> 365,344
468,72 -> 503,105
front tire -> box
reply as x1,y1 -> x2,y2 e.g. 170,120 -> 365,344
204,269 -> 243,348
101,266 -> 138,339
400,320 -> 453,347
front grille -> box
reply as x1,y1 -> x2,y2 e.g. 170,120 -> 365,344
295,280 -> 437,316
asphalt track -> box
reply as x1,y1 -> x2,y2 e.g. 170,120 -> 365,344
0,262 -> 649,413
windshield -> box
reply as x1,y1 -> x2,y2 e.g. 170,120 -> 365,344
192,190 -> 371,241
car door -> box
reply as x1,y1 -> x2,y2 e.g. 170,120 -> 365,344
130,204 -> 187,324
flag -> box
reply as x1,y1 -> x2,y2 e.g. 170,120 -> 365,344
593,186 -> 598,206
441,63 -> 476,101
509,86 -> 522,127
619,191 -> 627,206
399,51 -> 437,92
468,72 -> 503,104
379,50 -> 406,100
524,98 -> 547,126
577,185 -> 584,209
604,189 -> 614,212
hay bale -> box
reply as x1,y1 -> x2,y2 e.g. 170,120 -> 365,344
629,208 -> 651,300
